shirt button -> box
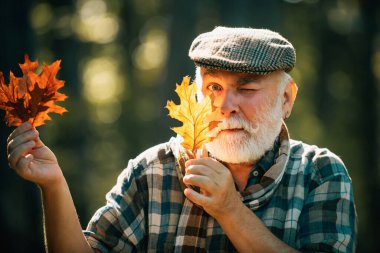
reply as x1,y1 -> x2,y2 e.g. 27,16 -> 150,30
253,170 -> 259,177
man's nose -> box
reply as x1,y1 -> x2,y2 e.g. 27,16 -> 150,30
214,90 -> 238,117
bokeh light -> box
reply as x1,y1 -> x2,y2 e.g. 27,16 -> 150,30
82,56 -> 123,104
74,0 -> 119,44
133,17 -> 169,71
30,3 -> 54,34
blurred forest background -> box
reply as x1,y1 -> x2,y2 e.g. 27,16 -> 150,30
0,0 -> 379,252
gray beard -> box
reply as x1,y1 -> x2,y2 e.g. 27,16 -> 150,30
205,98 -> 283,164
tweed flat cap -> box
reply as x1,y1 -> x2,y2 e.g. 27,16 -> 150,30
189,27 -> 296,74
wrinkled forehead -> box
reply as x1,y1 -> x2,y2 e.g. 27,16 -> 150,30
200,68 -> 218,76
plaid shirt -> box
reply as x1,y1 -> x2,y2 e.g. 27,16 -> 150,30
84,137 -> 357,252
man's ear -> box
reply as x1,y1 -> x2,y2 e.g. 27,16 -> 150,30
282,79 -> 298,119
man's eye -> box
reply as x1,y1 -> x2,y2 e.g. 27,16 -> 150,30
238,87 -> 258,93
207,84 -> 222,91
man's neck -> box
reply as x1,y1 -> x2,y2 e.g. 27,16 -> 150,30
225,162 -> 254,192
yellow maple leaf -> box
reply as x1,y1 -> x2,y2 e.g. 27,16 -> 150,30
166,76 -> 213,158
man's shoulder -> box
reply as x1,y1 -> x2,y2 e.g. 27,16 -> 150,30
105,138 -> 182,200
113,138 -> 179,186
128,138 -> 180,173
133,139 -> 176,166
289,139 -> 344,163
288,139 -> 350,182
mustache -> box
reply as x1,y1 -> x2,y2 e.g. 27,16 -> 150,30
208,116 -> 258,138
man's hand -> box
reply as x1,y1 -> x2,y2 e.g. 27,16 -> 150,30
183,158 -> 241,219
183,157 -> 299,253
7,122 -> 95,253
7,122 -> 63,189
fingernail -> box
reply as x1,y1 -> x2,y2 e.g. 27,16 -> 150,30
183,175 -> 189,183
185,160 -> 193,167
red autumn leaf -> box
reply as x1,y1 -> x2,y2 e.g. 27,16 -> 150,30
0,55 -> 68,127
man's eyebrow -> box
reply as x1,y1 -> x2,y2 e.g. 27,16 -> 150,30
237,75 -> 262,86
202,68 -> 218,76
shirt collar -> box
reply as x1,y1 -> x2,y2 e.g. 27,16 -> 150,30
254,136 -> 281,173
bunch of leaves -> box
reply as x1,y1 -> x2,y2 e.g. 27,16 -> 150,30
0,55 -> 68,127
166,76 -> 217,158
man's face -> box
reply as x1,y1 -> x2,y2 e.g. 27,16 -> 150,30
200,68 -> 285,164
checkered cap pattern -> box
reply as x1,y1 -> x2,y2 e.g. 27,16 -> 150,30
189,27 -> 296,74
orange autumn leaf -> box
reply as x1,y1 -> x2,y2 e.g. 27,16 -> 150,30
166,76 -> 214,157
0,55 -> 68,127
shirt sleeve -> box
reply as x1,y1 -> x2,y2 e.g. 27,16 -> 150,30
298,151 -> 357,253
83,160 -> 147,252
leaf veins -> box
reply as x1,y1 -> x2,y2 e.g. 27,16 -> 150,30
0,55 -> 68,127
166,76 -> 215,158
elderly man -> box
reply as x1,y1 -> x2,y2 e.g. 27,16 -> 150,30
7,27 -> 356,252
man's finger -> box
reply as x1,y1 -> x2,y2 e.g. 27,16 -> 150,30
185,157 -> 225,173
7,122 -> 33,143
14,155 -> 33,178
183,174 -> 217,192
184,188 -> 209,207
185,164 -> 216,177
8,141 -> 36,169
7,129 -> 39,155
